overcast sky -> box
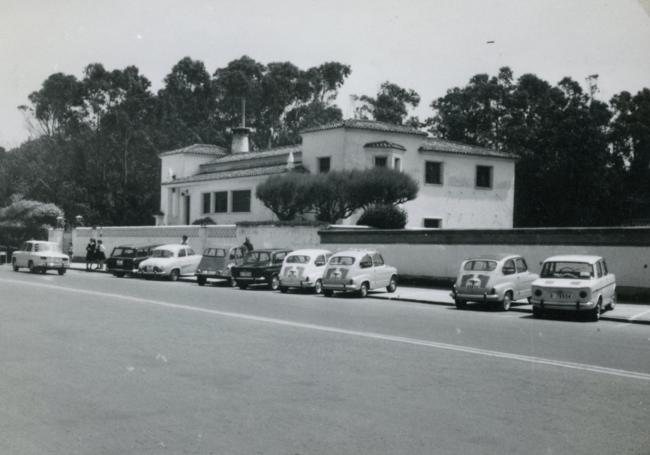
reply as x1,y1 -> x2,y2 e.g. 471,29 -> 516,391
1,0 -> 649,149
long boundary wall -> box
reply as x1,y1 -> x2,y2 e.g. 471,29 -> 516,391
319,227 -> 650,299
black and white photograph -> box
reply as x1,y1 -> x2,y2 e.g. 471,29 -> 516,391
1,0 -> 649,453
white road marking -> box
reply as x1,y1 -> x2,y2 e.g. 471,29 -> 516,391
3,277 -> 650,382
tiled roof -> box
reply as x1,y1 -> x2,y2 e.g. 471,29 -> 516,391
419,138 -> 517,160
363,140 -> 406,151
301,119 -> 427,136
158,143 -> 228,158
203,144 -> 300,164
162,165 -> 304,185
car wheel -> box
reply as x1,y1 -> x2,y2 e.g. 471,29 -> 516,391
114,272 -> 125,278
197,276 -> 207,286
590,300 -> 602,322
28,261 -> 35,273
12,259 -> 19,272
532,306 -> 543,318
238,284 -> 248,290
169,269 -> 180,282
358,282 -> 369,298
269,274 -> 280,291
229,278 -> 238,287
455,298 -> 466,309
386,275 -> 397,293
280,286 -> 289,294
501,292 -> 513,311
323,289 -> 334,297
57,268 -> 66,276
608,295 -> 616,311
314,279 -> 323,295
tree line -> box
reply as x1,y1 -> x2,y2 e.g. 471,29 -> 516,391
0,58 -> 648,228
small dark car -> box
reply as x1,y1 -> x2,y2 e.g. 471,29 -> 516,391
195,245 -> 246,286
106,244 -> 159,277
231,249 -> 292,290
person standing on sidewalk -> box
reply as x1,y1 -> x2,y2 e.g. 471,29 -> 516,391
85,239 -> 96,271
96,240 -> 107,271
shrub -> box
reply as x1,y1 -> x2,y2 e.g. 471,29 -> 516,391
357,204 -> 407,229
351,167 -> 419,209
256,172 -> 312,221
191,216 -> 217,225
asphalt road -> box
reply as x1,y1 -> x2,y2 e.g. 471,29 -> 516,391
1,266 -> 649,455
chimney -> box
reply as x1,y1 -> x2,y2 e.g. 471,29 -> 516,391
231,127 -> 251,153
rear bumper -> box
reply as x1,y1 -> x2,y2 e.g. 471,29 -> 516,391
531,299 -> 597,311
451,290 -> 500,302
107,267 -> 139,274
196,270 -> 232,279
38,261 -> 69,270
322,281 -> 360,291
280,278 -> 316,289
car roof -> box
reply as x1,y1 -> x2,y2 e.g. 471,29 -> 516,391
248,249 -> 291,253
331,249 -> 379,258
28,240 -> 56,245
543,255 -> 603,264
287,249 -> 332,256
464,253 -> 519,261
205,244 -> 240,250
115,244 -> 159,249
155,244 -> 191,251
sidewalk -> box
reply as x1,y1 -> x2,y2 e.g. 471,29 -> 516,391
69,262 -> 650,325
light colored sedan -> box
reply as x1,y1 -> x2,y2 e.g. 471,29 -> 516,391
279,249 -> 332,294
322,249 -> 397,298
138,244 -> 201,281
530,255 -> 616,321
451,254 -> 539,311
12,240 -> 69,275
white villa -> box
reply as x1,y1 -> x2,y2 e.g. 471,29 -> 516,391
158,119 -> 517,228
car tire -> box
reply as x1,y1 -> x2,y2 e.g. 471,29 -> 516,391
280,286 -> 289,294
386,275 -> 397,293
57,268 -> 66,275
238,283 -> 248,290
197,276 -> 207,286
590,300 -> 602,322
114,272 -> 125,278
269,274 -> 280,291
608,295 -> 616,311
323,289 -> 334,297
501,292 -> 513,311
358,282 -> 369,298
12,259 -> 19,272
28,261 -> 36,273
532,306 -> 543,318
169,269 -> 180,282
455,298 -> 466,309
314,279 -> 323,295
230,278 -> 238,288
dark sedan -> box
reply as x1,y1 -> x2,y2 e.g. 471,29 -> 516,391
231,249 -> 291,290
106,245 -> 159,277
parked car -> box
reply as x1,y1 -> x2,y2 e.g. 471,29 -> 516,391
279,249 -> 333,294
138,244 -> 201,281
195,245 -> 246,286
231,249 -> 292,290
106,244 -> 159,277
11,240 -> 70,275
322,249 -> 398,298
530,255 -> 616,321
450,254 -> 539,311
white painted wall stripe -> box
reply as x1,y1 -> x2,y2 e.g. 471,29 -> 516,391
2,277 -> 649,382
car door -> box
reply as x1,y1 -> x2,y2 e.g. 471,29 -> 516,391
177,248 -> 188,274
514,257 -> 532,299
359,254 -> 375,288
600,260 -> 616,305
372,253 -> 389,288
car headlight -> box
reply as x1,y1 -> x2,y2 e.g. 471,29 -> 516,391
534,289 -> 542,297
579,290 -> 588,299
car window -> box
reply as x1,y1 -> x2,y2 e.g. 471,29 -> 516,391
596,261 -> 602,278
273,252 -> 287,263
287,255 -> 310,264
234,248 -> 243,259
463,260 -> 497,271
244,252 -> 270,264
372,253 -> 384,266
152,249 -> 174,258
329,256 -> 355,266
178,249 -> 186,257
601,260 -> 608,275
360,255 -> 373,269
502,259 -> 516,275
515,258 -> 527,273
314,255 -> 326,267
540,261 -> 594,279
23,242 -> 32,252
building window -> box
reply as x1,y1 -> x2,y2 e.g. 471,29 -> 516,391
423,218 -> 442,228
394,157 -> 401,171
425,161 -> 442,184
374,156 -> 387,168
476,165 -> 493,188
318,157 -> 330,173
202,193 -> 211,214
213,191 -> 228,213
232,190 -> 251,212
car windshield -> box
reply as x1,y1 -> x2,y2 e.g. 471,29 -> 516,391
541,261 -> 594,279
203,248 -> 226,257
33,243 -> 59,253
152,249 -> 174,258
286,255 -> 310,264
329,256 -> 355,266
463,260 -> 497,271
244,252 -> 270,264
112,248 -> 135,257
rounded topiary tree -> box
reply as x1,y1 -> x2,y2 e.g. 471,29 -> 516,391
357,204 -> 408,229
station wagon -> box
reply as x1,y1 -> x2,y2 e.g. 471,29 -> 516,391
195,245 -> 246,286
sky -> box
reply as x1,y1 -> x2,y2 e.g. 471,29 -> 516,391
1,0 -> 649,149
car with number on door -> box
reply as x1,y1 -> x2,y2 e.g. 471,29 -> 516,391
450,254 -> 538,310
279,249 -> 332,294
322,249 -> 397,298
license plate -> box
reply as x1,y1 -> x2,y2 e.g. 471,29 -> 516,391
241,271 -> 251,277
551,291 -> 572,300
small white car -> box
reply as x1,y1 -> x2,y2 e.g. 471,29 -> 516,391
138,244 -> 201,281
279,249 -> 333,294
451,254 -> 539,311
12,240 -> 70,275
530,255 -> 616,321
322,249 -> 398,298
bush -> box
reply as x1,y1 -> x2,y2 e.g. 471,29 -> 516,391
357,204 -> 407,229
351,167 -> 419,209
192,216 -> 217,225
256,172 -> 312,221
